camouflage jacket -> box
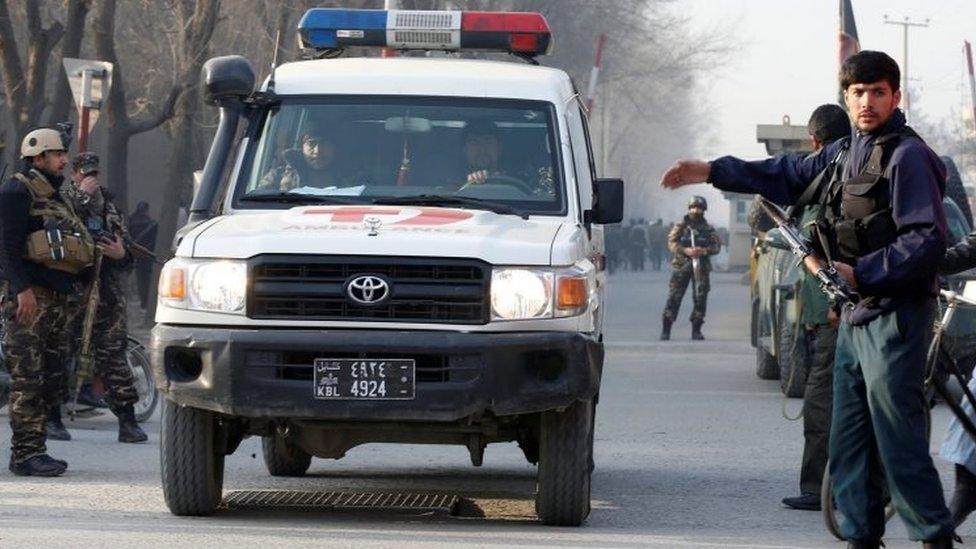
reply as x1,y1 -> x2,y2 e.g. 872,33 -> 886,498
60,182 -> 133,279
943,230 -> 976,276
668,215 -> 721,270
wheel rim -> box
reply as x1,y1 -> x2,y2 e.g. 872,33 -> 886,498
127,343 -> 156,419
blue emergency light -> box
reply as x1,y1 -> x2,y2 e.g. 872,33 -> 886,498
297,8 -> 552,57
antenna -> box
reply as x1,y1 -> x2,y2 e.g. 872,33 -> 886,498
268,30 -> 282,94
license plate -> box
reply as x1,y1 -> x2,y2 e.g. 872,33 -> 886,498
313,358 -> 415,400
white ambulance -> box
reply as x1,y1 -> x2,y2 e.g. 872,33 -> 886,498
152,8 -> 623,526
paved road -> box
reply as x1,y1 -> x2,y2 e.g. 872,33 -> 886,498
0,270 -> 965,548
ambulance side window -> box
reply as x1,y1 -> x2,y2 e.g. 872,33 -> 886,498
566,105 -> 594,218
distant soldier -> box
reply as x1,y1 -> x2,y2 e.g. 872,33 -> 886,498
627,219 -> 647,271
127,201 -> 158,310
660,196 -> 721,341
60,152 -> 147,443
647,218 -> 666,271
0,128 -> 94,476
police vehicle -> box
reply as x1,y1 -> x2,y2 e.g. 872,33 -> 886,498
151,8 -> 623,526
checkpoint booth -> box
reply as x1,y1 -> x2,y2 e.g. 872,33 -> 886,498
722,116 -> 814,270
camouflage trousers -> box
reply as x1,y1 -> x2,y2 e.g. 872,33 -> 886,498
66,276 -> 138,413
3,286 -> 72,463
662,262 -> 710,325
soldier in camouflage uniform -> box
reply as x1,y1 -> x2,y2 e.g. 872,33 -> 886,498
0,129 -> 94,476
660,196 -> 721,341
59,153 -> 147,443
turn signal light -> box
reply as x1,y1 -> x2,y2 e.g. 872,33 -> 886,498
557,276 -> 587,310
159,265 -> 186,300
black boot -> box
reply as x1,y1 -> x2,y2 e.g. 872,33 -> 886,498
116,404 -> 148,443
76,384 -> 108,409
691,322 -> 705,341
44,406 -> 71,441
660,319 -> 672,341
9,454 -> 67,477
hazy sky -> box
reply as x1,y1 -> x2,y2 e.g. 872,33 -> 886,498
680,0 -> 976,159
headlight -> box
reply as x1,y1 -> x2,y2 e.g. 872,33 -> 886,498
491,266 -> 591,321
158,258 -> 247,315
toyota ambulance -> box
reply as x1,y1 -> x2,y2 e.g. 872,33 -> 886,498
152,8 -> 623,526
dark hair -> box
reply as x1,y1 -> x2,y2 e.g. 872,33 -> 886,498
840,50 -> 900,92
464,119 -> 498,141
807,104 -> 850,144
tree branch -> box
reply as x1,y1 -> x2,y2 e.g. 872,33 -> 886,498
128,84 -> 181,135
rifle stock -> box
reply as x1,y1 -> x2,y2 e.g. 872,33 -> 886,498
70,248 -> 103,419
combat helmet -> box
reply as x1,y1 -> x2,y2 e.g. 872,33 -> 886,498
21,128 -> 67,158
688,195 -> 708,211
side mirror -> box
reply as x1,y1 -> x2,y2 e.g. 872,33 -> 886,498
202,55 -> 255,106
764,228 -> 790,251
588,178 -> 624,224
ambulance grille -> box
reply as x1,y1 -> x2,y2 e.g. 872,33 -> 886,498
247,255 -> 490,324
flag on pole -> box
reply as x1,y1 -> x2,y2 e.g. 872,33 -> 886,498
838,0 -> 860,104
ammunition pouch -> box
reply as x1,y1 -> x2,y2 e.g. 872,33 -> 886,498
13,171 -> 96,274
25,229 -> 95,274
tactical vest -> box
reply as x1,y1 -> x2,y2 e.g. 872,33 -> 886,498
817,127 -> 920,263
673,220 -> 716,270
15,170 -> 95,274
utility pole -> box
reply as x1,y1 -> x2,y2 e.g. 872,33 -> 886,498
883,15 -> 929,121
965,41 -> 976,136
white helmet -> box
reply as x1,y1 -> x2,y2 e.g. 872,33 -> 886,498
21,128 -> 66,158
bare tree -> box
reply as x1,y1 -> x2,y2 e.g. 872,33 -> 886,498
92,0 -> 183,206
0,0 -> 92,163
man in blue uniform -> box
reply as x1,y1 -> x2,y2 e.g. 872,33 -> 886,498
660,51 -> 953,548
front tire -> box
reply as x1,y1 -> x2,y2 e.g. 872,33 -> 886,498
262,432 -> 312,477
160,399 -> 225,516
756,346 -> 779,380
535,400 -> 594,526
777,300 -> 809,398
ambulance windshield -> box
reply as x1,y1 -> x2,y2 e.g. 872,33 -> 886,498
236,97 -> 565,215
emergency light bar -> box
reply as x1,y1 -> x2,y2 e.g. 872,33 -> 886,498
297,9 -> 552,57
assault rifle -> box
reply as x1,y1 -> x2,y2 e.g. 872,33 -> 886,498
90,228 -> 166,266
756,197 -> 859,307
70,247 -> 102,419
689,228 -> 702,297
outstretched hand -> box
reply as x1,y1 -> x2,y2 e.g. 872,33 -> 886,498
660,160 -> 711,190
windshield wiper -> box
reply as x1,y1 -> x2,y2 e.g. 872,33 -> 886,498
240,192 -> 363,205
374,195 -> 530,219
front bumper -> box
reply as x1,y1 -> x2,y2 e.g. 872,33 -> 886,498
150,325 -> 603,422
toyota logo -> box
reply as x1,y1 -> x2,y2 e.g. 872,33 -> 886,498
346,275 -> 391,305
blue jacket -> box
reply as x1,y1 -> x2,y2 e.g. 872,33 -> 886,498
708,109 -> 946,323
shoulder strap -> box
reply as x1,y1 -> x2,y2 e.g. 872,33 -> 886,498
864,126 -> 920,177
15,170 -> 56,199
794,140 -> 850,210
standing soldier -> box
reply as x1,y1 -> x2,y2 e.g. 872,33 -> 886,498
661,51 -> 955,548
127,201 -> 158,311
781,103 -> 852,512
0,128 -> 95,476
647,218 -> 666,271
660,196 -> 721,341
60,152 -> 147,443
